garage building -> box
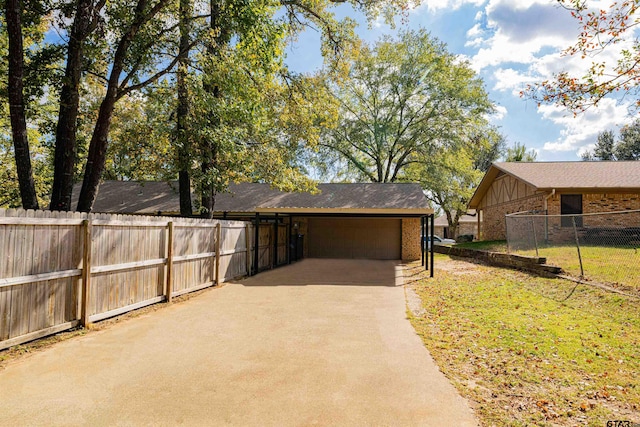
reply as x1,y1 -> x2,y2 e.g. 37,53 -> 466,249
212,182 -> 431,265
74,181 -> 432,267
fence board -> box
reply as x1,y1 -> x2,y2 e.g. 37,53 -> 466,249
0,209 -> 250,350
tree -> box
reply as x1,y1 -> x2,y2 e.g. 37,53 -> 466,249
412,129 -> 504,238
582,120 -> 640,160
175,0 -> 193,216
49,0 -> 105,211
76,0 -> 187,212
3,0 -> 414,211
617,119 -> 640,159
317,29 -> 494,183
504,142 -> 537,162
594,129 -> 616,160
4,0 -> 40,209
524,0 -> 640,113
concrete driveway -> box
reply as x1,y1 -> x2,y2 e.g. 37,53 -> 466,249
0,259 -> 478,426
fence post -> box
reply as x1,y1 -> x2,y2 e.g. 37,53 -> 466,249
531,216 -> 539,257
166,221 -> 174,302
572,216 -> 584,277
81,219 -> 92,327
215,223 -> 221,285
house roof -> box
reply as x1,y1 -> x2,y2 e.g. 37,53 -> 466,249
469,161 -> 640,208
71,181 -> 186,214
433,210 -> 477,227
215,182 -> 431,215
73,181 -> 432,215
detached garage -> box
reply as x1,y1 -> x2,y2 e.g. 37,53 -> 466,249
78,180 -> 433,266
307,218 -> 401,259
213,182 -> 432,264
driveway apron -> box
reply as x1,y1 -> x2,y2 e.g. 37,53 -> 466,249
0,259 -> 478,426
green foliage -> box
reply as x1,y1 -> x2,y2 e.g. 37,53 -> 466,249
317,29 -> 494,183
503,141 -> 537,162
2,0 -> 417,210
583,120 -> 640,161
413,129 -> 504,236
104,87 -> 175,181
0,10 -> 59,208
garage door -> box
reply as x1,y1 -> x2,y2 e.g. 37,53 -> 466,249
307,217 -> 401,260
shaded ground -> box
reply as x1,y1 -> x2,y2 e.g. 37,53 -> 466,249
0,258 -> 477,426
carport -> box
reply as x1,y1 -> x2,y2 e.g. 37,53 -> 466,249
211,183 -> 434,271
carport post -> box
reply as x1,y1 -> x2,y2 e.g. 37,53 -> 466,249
421,216 -> 425,267
254,213 -> 260,275
430,214 -> 434,278
287,218 -> 292,264
273,213 -> 278,268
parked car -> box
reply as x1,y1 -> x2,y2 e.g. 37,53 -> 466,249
422,235 -> 456,249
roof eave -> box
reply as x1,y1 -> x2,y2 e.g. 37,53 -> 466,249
256,207 -> 433,215
537,187 -> 640,193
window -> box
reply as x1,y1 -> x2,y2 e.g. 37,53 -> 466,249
561,194 -> 583,227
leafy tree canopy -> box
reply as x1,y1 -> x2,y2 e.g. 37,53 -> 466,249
504,142 -> 537,162
582,119 -> 640,160
315,29 -> 494,183
524,0 -> 640,114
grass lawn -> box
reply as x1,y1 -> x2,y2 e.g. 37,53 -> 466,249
456,241 -> 640,289
407,255 -> 639,426
518,245 -> 640,289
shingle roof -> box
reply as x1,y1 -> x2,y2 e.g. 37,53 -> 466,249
468,161 -> 640,209
71,181 -> 185,214
73,181 -> 431,214
215,182 -> 430,212
494,161 -> 640,190
433,210 -> 477,226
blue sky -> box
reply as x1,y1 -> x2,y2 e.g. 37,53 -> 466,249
284,0 -> 638,161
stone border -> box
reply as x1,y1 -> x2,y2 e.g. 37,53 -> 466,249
433,245 -> 562,276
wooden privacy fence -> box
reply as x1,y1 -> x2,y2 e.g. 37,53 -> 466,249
0,209 -> 252,351
256,223 -> 288,272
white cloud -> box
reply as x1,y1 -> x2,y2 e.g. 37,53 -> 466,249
413,0 -> 485,13
539,99 -> 633,157
492,68 -> 537,94
490,105 -> 507,120
468,1 -> 577,71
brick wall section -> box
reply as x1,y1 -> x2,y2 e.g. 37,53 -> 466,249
546,193 -> 640,241
484,192 -> 640,241
482,194 -> 545,240
548,193 -> 640,227
547,192 -> 640,215
402,218 -> 421,261
457,222 -> 478,238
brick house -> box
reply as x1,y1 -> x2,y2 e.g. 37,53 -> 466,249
433,210 -> 478,240
468,162 -> 640,241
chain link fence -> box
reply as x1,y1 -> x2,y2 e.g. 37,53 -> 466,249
505,210 -> 640,289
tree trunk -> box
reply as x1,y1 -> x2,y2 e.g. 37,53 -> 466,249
76,87 -> 118,212
198,0 -> 229,218
49,0 -> 99,211
176,0 -> 192,216
76,0 -> 167,212
6,0 -> 39,210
